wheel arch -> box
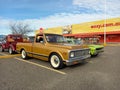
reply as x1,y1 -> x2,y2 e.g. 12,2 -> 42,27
9,44 -> 15,51
20,48 -> 25,53
48,52 -> 64,62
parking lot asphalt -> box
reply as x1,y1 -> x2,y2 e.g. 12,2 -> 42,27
0,46 -> 120,90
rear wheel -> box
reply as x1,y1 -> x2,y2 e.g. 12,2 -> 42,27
21,50 -> 28,59
0,46 -> 4,52
9,47 -> 14,54
50,53 -> 64,69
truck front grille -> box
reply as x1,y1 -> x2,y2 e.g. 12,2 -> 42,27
74,49 -> 90,57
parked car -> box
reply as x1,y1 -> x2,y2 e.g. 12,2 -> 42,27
0,34 -> 23,54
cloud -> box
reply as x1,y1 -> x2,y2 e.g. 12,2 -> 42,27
72,0 -> 120,15
0,12 -> 117,35
73,0 -> 105,11
0,0 -> 120,36
0,18 -> 13,35
105,0 -> 120,15
20,12 -> 119,31
23,13 -> 105,30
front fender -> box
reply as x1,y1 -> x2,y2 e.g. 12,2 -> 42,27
49,50 -> 68,62
90,47 -> 96,55
9,44 -> 16,51
1,44 -> 5,49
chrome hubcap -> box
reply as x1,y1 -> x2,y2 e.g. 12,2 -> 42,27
51,55 -> 60,68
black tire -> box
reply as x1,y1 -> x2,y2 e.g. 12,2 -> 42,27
21,50 -> 28,59
91,53 -> 98,57
50,53 -> 65,69
9,47 -> 14,54
0,46 -> 4,52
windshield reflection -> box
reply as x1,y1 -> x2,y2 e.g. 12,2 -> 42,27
45,34 -> 67,43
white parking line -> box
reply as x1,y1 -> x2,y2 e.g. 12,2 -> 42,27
14,57 -> 66,75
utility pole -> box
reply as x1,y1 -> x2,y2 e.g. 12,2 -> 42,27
104,0 -> 107,46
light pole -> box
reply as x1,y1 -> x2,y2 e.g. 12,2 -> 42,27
104,0 -> 107,46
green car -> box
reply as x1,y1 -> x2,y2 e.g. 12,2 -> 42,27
88,44 -> 104,56
66,38 -> 104,56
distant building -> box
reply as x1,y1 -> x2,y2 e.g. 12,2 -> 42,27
36,17 -> 120,43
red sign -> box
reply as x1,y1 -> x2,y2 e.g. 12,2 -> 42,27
91,22 -> 120,29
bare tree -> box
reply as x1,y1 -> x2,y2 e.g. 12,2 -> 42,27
9,22 -> 33,36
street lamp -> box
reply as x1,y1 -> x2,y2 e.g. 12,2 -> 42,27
104,0 -> 107,46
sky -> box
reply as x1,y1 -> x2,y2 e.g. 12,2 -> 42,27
0,0 -> 120,35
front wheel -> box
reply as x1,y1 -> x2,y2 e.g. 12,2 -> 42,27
21,50 -> 28,59
50,54 -> 65,69
91,53 -> 98,57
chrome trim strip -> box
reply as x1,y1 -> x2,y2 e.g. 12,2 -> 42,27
27,52 -> 49,58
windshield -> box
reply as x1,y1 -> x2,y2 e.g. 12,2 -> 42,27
66,38 -> 99,45
8,35 -> 22,40
73,39 -> 81,44
13,36 -> 22,40
66,38 -> 82,45
45,34 -> 67,43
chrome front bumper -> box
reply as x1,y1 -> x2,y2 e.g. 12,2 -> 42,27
65,55 -> 90,66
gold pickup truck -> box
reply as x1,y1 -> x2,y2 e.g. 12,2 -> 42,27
16,33 -> 90,69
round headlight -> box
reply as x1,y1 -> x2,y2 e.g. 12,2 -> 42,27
70,52 -> 74,57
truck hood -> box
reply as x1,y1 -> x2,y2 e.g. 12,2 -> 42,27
47,43 -> 88,50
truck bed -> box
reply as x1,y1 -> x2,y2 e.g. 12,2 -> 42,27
16,42 -> 33,53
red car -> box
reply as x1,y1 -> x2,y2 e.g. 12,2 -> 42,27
0,34 -> 23,54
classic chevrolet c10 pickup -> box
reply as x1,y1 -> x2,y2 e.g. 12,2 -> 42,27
16,33 -> 90,69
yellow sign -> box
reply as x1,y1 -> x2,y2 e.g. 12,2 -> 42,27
35,17 -> 120,34
72,17 -> 120,34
